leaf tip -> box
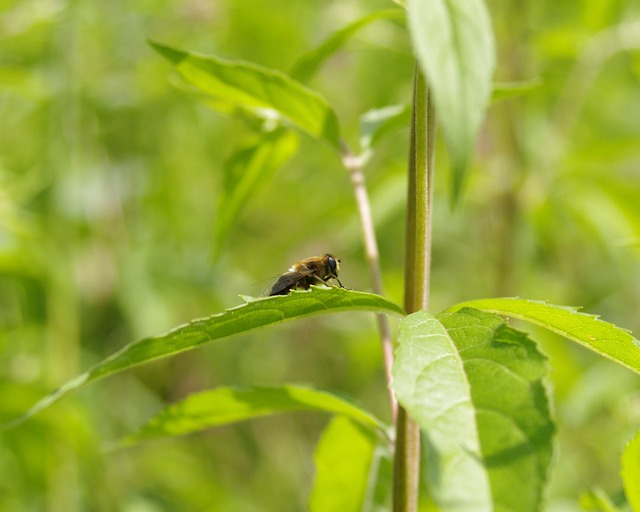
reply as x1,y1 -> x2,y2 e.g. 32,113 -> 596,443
148,40 -> 186,65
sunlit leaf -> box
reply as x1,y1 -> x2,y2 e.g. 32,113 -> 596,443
405,0 -> 495,203
291,9 -> 405,83
309,417 -> 379,512
438,308 -> 554,512
123,386 -> 387,445
621,430 -> 640,511
214,129 -> 298,257
2,288 -> 404,429
150,41 -> 341,149
392,311 -> 492,511
447,298 -> 640,374
393,309 -> 554,511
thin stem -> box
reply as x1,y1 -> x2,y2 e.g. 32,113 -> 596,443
341,146 -> 397,420
394,66 -> 436,512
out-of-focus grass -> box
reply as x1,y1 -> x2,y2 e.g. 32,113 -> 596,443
1,0 -> 639,509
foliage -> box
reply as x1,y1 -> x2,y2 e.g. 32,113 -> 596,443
4,288 -> 402,427
448,298 -> 640,373
124,385 -> 388,444
4,287 -> 637,509
393,308 -> 553,512
1,0 -> 640,511
406,0 -> 495,202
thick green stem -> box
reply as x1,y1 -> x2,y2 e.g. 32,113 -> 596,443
403,69 -> 435,314
394,67 -> 436,512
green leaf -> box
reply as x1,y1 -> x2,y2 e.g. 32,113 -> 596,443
2,288 -> 404,428
291,9 -> 405,83
447,298 -> 640,374
363,445 -> 393,512
123,386 -> 388,445
167,73 -> 267,127
359,104 -> 410,151
309,417 -> 379,512
214,129 -> 298,257
437,308 -> 554,512
393,309 -> 554,511
392,311 -> 492,511
405,0 -> 495,203
149,41 -> 341,149
621,430 -> 640,511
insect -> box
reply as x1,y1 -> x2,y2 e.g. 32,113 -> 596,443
269,254 -> 345,296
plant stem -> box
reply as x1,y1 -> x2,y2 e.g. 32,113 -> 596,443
341,145 -> 397,420
394,66 -> 436,512
403,68 -> 435,315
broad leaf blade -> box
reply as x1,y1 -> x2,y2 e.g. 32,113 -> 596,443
621,430 -> 640,511
406,0 -> 495,203
150,41 -> 341,149
214,129 -> 298,257
309,417 -> 378,512
392,311 -> 492,511
394,309 -> 554,512
291,9 -> 405,83
3,288 -> 403,428
438,308 -> 554,512
448,298 -> 640,374
124,386 -> 387,445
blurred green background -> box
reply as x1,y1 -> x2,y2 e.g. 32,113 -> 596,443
1,0 -> 640,510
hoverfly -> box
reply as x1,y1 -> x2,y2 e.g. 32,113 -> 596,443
269,254 -> 345,296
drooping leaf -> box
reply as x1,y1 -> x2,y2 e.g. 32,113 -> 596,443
405,0 -> 495,203
214,129 -> 298,257
291,9 -> 405,83
123,386 -> 388,445
392,311 -> 492,511
149,41 -> 341,149
360,104 -> 411,151
2,288 -> 404,428
393,309 -> 554,511
437,308 -> 555,512
447,298 -> 640,374
309,417 -> 379,512
621,430 -> 640,511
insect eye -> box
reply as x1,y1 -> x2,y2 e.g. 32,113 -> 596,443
327,255 -> 338,275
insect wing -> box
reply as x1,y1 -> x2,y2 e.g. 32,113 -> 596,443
268,269 -> 314,296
